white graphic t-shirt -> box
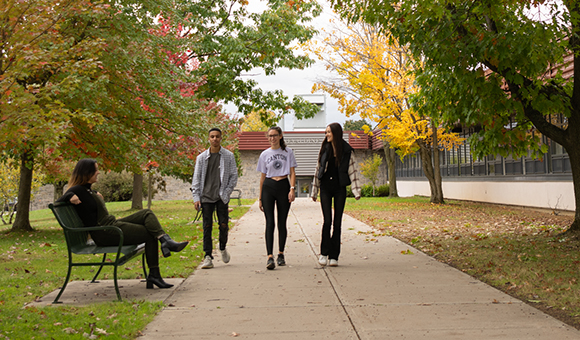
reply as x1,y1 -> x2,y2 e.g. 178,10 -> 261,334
256,147 -> 297,178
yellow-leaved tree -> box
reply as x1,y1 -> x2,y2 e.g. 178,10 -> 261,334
305,21 -> 463,203
241,110 -> 278,132
0,160 -> 44,224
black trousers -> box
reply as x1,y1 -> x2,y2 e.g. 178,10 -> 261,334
91,209 -> 165,269
261,178 -> 291,256
320,180 -> 347,260
201,200 -> 229,259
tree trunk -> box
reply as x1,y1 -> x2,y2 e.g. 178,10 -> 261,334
564,145 -> 580,233
53,181 -> 67,202
417,140 -> 444,204
147,171 -> 153,210
11,151 -> 34,232
383,141 -> 398,197
132,173 -> 143,210
432,124 -> 443,202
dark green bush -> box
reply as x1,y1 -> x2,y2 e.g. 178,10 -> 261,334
346,185 -> 354,197
360,184 -> 374,197
376,184 -> 390,197
93,171 -> 137,202
347,184 -> 389,197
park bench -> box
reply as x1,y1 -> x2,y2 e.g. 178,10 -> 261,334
230,189 -> 242,206
48,202 -> 147,303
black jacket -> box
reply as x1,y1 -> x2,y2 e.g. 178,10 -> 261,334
317,140 -> 354,187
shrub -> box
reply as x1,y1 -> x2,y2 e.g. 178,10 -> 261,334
376,184 -> 390,197
92,171 -> 165,202
360,184 -> 374,197
346,185 -> 354,197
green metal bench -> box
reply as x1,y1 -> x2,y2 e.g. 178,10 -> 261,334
49,202 -> 147,303
230,189 -> 242,206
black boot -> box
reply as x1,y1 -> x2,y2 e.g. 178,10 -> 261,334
159,234 -> 189,258
146,267 -> 174,289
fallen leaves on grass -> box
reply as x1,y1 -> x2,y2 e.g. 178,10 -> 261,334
347,199 -> 580,329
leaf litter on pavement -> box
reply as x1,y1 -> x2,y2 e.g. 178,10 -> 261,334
346,197 -> 580,330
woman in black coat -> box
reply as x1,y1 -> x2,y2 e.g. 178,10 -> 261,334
57,159 -> 188,289
311,123 -> 361,267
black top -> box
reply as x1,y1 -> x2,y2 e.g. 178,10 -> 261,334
201,152 -> 221,203
317,140 -> 354,187
321,152 -> 339,183
56,183 -> 100,227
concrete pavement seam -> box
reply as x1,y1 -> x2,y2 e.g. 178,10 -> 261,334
290,205 -> 363,340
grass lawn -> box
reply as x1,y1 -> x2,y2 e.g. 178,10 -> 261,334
0,199 -> 252,339
345,196 -> 580,330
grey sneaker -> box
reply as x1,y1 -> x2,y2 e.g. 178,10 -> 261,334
201,255 -> 214,269
221,249 -> 230,264
266,257 -> 275,270
329,259 -> 338,267
318,255 -> 328,266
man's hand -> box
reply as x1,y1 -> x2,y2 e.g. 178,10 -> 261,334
355,196 -> 361,200
194,201 -> 201,211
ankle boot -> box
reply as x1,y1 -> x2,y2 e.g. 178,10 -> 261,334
159,234 -> 189,258
146,267 -> 174,289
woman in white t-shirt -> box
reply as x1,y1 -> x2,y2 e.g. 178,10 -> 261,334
257,126 -> 297,270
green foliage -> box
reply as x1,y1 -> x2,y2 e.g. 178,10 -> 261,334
348,183 -> 389,197
92,172 -> 139,202
360,184 -> 374,197
183,0 -> 323,120
359,154 -> 383,195
92,172 -> 165,203
344,119 -> 369,131
0,200 -> 252,338
376,184 -> 390,197
330,0 -> 580,227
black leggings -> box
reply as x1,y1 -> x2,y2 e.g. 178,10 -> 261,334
320,180 -> 347,260
261,178 -> 291,256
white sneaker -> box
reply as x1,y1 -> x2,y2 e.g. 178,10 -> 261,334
329,259 -> 338,267
201,255 -> 213,269
318,255 -> 328,266
221,249 -> 230,263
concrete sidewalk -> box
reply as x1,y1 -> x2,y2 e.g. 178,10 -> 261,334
138,198 -> 580,339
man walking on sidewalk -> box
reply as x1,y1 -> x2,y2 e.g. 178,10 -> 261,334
192,127 -> 238,269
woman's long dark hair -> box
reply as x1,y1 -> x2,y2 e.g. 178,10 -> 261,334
68,159 -> 98,187
267,126 -> 287,151
318,123 -> 344,165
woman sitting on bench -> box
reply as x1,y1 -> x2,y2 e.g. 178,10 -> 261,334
57,158 -> 188,289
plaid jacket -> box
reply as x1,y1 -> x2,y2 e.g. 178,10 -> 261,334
311,150 -> 361,198
191,147 -> 238,204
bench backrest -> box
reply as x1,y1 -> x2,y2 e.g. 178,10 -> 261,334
49,202 -> 90,251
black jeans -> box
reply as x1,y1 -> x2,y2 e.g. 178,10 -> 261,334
261,178 -> 291,256
202,200 -> 229,259
320,180 -> 347,260
91,209 -> 165,269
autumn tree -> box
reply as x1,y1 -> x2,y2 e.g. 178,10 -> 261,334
0,159 -> 44,225
344,119 -> 369,131
306,22 -> 462,203
331,1 -> 580,231
359,154 -> 382,196
1,0 -> 204,231
241,110 -> 277,132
